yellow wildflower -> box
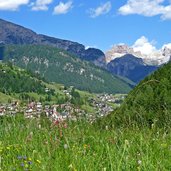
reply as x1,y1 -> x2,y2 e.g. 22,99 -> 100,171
36,159 -> 41,164
6,146 -> 10,150
28,157 -> 32,161
161,143 -> 167,148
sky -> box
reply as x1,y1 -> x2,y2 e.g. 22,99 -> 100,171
0,0 -> 171,52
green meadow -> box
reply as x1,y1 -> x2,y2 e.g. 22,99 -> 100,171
0,114 -> 171,171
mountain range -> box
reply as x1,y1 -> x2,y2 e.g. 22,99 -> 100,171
0,18 -> 135,94
1,18 -> 170,87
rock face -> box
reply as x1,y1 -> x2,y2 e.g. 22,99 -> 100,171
107,54 -> 158,83
0,19 -> 40,44
105,44 -> 171,66
0,18 -> 105,65
105,44 -> 142,63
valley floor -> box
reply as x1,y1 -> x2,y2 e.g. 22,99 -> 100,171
0,115 -> 170,171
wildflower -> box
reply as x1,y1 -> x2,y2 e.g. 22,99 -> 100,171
105,125 -> 109,130
137,152 -> 141,156
64,144 -> 68,149
83,144 -> 90,149
17,156 -> 23,160
36,159 -> 41,164
25,164 -> 29,168
68,164 -> 73,169
138,160 -> 142,165
6,146 -> 10,150
124,139 -> 129,146
63,123 -> 68,128
161,143 -> 167,148
54,120 -> 59,126
68,164 -> 77,171
84,144 -> 87,149
28,161 -> 32,165
23,156 -> 27,160
44,141 -> 48,145
28,157 -> 32,161
20,163 -> 25,167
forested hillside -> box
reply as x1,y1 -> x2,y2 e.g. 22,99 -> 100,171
0,63 -> 49,94
100,62 -> 171,128
3,45 -> 134,94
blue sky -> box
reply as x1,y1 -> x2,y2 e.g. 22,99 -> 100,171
0,0 -> 171,52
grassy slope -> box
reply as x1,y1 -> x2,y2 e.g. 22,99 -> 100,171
3,45 -> 133,94
0,92 -> 16,103
99,62 -> 171,128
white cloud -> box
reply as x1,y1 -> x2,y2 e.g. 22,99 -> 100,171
89,1 -> 112,18
0,0 -> 29,11
85,45 -> 97,50
132,36 -> 156,55
162,43 -> 171,49
118,0 -> 171,20
31,0 -> 53,11
53,1 -> 73,15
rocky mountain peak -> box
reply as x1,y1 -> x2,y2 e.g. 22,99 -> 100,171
105,43 -> 171,66
162,46 -> 171,57
105,44 -> 142,63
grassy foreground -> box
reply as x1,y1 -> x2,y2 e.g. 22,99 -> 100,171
0,115 -> 171,171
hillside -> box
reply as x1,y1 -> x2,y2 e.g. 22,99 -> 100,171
0,63 -> 95,113
0,62 -> 58,102
0,63 -> 47,94
1,63 -> 171,171
2,45 -> 133,94
101,62 -> 171,128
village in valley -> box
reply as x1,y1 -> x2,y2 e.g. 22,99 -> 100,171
0,86 -> 126,123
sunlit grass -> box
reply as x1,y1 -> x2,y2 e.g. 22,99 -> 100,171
0,92 -> 16,103
0,114 -> 171,170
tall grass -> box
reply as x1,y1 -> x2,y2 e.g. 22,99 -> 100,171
0,114 -> 171,170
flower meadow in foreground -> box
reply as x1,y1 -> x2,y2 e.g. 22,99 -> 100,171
1,117 -> 171,170
0,141 -> 42,171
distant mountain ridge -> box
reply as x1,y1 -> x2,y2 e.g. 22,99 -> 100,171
107,54 -> 158,83
0,18 -> 105,65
